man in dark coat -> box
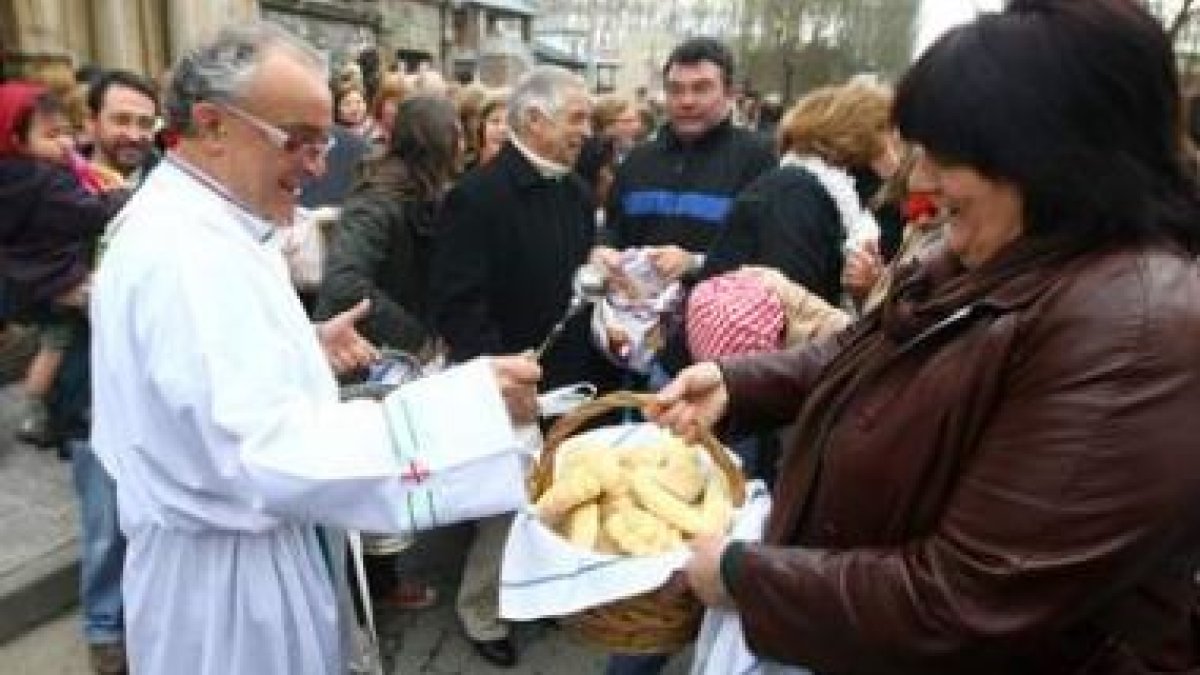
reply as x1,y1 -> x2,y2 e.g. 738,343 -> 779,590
433,67 -> 616,394
431,65 -> 619,669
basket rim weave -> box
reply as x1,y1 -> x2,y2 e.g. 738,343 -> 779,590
532,390 -> 746,506
531,390 -> 747,653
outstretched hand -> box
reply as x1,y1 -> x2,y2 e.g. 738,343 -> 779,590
644,362 -> 729,443
316,299 -> 380,375
646,245 -> 695,281
842,239 -> 884,305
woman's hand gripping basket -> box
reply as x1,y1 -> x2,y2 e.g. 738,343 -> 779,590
524,391 -> 746,654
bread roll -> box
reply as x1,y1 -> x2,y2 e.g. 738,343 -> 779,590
654,443 -> 705,503
536,469 -> 603,523
604,506 -> 682,556
563,502 -> 600,549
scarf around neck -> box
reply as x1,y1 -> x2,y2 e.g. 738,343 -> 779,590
509,132 -> 571,180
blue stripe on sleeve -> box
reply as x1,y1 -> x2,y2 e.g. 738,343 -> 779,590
622,190 -> 733,225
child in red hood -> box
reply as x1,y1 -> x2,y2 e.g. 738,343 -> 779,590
0,81 -> 127,446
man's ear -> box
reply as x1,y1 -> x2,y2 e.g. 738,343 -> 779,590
526,105 -> 551,132
191,101 -> 224,139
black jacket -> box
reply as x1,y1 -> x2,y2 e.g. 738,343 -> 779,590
432,142 -> 620,390
315,188 -> 438,353
701,165 -> 845,305
605,117 -> 775,253
702,165 -> 905,305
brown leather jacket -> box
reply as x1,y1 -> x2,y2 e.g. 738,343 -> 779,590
719,243 -> 1200,674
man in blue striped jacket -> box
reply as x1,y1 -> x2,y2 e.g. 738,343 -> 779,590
597,37 -> 774,284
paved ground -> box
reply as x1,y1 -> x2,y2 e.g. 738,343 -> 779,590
0,612 -> 89,675
0,381 -> 694,674
0,384 -> 80,646
0,605 -> 693,675
0,524 -> 693,674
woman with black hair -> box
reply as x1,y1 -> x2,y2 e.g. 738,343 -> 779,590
654,1 -> 1200,672
315,95 -> 462,610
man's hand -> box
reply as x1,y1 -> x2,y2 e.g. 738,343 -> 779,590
589,245 -> 623,273
646,245 -> 696,281
644,362 -> 729,442
491,353 -> 542,426
90,162 -> 127,192
684,534 -> 735,608
56,277 -> 92,309
316,299 -> 379,375
605,324 -> 632,361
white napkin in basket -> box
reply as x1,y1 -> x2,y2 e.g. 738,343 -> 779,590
499,423 -> 770,620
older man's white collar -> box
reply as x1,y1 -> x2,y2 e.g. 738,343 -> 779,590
508,132 -> 571,180
165,153 -> 276,245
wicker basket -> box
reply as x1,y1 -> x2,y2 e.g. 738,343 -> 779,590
530,391 -> 746,654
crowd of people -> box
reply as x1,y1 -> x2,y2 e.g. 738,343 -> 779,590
1,0 -> 1198,673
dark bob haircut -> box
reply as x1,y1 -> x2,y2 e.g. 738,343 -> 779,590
663,37 -> 735,88
894,0 -> 1200,251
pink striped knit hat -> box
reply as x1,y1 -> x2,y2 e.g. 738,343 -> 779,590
686,271 -> 786,359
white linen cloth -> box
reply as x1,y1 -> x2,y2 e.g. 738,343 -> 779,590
500,423 -> 770,620
91,158 -> 525,675
689,481 -> 813,675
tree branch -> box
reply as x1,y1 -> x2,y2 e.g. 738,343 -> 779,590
1171,0 -> 1199,41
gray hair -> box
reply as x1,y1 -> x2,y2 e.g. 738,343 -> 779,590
507,65 -> 587,133
166,22 -> 325,135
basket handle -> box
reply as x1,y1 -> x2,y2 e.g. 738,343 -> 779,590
533,391 -> 746,506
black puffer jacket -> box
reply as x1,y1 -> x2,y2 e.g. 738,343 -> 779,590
315,188 -> 439,354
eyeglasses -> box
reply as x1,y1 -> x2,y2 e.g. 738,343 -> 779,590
220,103 -> 335,161
104,111 -> 159,133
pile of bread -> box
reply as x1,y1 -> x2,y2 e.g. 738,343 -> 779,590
535,434 -> 734,556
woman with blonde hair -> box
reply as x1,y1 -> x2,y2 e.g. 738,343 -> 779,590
700,78 -> 900,310
371,71 -> 407,142
592,93 -> 642,162
453,82 -> 489,168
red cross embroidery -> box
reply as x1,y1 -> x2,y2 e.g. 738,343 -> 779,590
401,460 -> 431,484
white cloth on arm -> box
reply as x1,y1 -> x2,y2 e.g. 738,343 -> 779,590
90,160 -> 522,675
689,489 -> 812,675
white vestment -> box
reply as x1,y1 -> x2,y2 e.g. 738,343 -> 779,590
90,159 -> 518,674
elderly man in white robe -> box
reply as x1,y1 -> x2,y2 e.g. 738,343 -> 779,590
89,23 -> 542,675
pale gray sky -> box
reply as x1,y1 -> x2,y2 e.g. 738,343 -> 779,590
916,0 -> 1004,56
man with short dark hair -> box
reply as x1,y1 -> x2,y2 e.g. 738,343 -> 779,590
598,37 -> 774,283
86,70 -> 159,182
